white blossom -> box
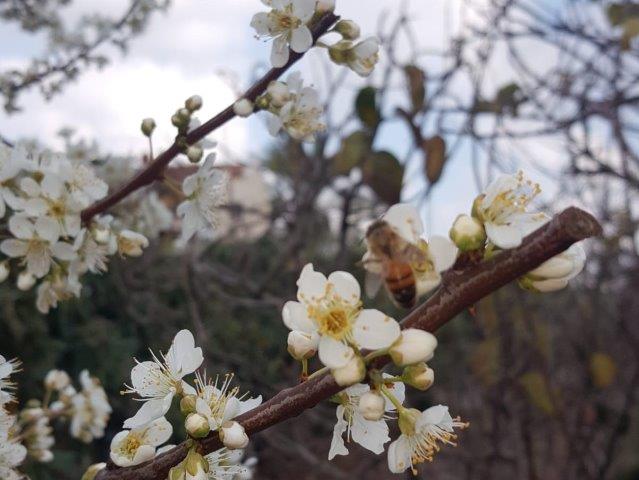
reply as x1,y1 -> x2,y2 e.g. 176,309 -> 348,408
387,405 -> 468,474
283,263 -> 401,369
329,378 -> 405,460
20,411 -> 55,462
110,417 -> 173,467
0,355 -> 19,406
194,373 -> 262,432
204,449 -> 256,479
250,0 -> 316,67
177,154 -> 229,243
123,330 -> 203,429
219,421 -> 249,450
522,243 -> 586,292
0,423 -> 27,480
69,370 -> 112,443
474,171 -> 545,249
347,37 -> 380,76
0,214 -> 76,278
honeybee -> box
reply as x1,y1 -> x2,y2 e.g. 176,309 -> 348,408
364,220 -> 429,309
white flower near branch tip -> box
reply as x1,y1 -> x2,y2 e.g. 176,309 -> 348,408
329,378 -> 405,460
388,405 -> 468,474
283,263 -> 401,369
20,412 -> 55,462
521,243 -> 586,292
194,373 -> 262,432
123,330 -> 203,429
363,203 -> 458,300
251,0 -> 316,67
474,171 -> 545,249
70,370 -> 112,443
205,448 -> 256,479
110,417 -> 173,467
219,421 -> 249,450
0,214 -> 76,278
267,74 -> 325,142
45,369 -> 71,391
347,37 -> 380,76
177,154 -> 229,243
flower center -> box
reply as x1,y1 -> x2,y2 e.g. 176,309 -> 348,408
122,434 -> 142,457
318,308 -> 350,338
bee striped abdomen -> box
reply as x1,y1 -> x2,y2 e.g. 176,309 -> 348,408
385,263 -> 416,308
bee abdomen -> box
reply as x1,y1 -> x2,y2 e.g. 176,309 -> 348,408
386,267 -> 416,308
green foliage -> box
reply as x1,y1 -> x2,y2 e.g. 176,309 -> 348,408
355,86 -> 381,128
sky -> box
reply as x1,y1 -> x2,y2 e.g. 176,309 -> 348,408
0,0 -> 567,236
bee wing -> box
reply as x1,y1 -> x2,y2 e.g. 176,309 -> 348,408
394,241 -> 429,265
365,270 -> 384,299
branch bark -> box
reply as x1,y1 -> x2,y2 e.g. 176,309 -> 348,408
95,206 -> 601,480
80,11 -> 340,224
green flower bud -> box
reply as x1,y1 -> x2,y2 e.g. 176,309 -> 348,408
398,408 -> 421,436
328,40 -> 353,65
180,395 -> 197,416
141,118 -> 156,137
449,214 -> 486,251
185,413 -> 210,439
185,95 -> 203,112
402,362 -> 435,391
335,20 -> 361,40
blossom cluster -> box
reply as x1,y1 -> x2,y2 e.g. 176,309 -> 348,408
0,355 -> 111,479
109,330 -> 259,479
0,143 -> 151,313
280,171 -> 587,474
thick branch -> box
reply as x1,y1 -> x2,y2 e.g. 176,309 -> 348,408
95,206 -> 601,480
80,12 -> 340,223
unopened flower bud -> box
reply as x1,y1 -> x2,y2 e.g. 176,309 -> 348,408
141,118 -> 156,137
449,214 -> 486,251
81,463 -> 106,480
358,390 -> 385,421
328,40 -> 353,65
233,98 -> 254,117
168,464 -> 186,480
389,329 -> 438,367
219,421 -> 249,450
331,355 -> 366,387
255,95 -> 270,110
117,230 -> 149,257
184,450 -> 209,480
402,363 -> 434,391
287,331 -> 317,360
45,369 -> 71,391
186,145 -> 203,163
17,271 -> 36,291
93,226 -> 111,244
397,407 -> 421,436
185,95 -> 203,112
180,395 -> 197,416
266,81 -> 290,108
335,20 -> 361,40
185,413 -> 210,439
0,261 -> 9,283
316,0 -> 335,12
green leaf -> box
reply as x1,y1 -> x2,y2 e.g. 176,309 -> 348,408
332,131 -> 372,175
362,150 -> 404,205
355,86 -> 380,128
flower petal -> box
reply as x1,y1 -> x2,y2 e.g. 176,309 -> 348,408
318,336 -> 354,369
282,300 -> 317,333
123,396 -> 172,429
351,412 -> 389,454
290,26 -> 312,53
327,271 -> 361,305
485,222 -> 523,249
296,263 -> 327,303
383,203 -> 423,243
166,330 -> 203,378
141,417 -> 173,446
270,36 -> 289,68
429,235 -> 458,272
352,309 -> 400,350
387,436 -> 411,473
328,405 -> 349,460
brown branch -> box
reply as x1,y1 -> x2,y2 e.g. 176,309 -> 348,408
95,206 -> 601,480
80,12 -> 340,223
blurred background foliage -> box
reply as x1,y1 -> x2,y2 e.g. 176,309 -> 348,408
3,0 -> 639,479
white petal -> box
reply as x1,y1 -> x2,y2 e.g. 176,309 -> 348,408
531,278 -> 569,292
327,271 -> 361,305
8,214 -> 34,239
383,203 -> 423,243
418,404 -> 451,430
0,239 -> 28,257
387,436 -> 411,473
352,310 -> 400,350
485,222 -> 523,249
318,336 -> 354,369
123,396 -> 172,429
382,375 -> 405,411
429,235 -> 458,272
529,256 -> 574,279
131,444 -> 156,466
270,36 -> 290,68
250,12 -> 270,35
19,177 -> 41,196
27,246 -> 52,278
239,395 -> 262,415
142,417 -> 173,446
328,405 -> 349,460
166,329 -> 203,377
51,242 -> 76,261
292,0 -> 316,22
282,301 -> 316,333
296,263 -> 327,302
290,26 -> 312,53
23,198 -> 48,216
351,412 -> 389,454
35,216 -> 61,243
130,362 -> 164,397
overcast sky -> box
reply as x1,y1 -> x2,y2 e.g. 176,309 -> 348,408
0,0 -> 570,235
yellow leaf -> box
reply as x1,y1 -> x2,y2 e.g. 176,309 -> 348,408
519,371 -> 555,415
590,352 -> 618,389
